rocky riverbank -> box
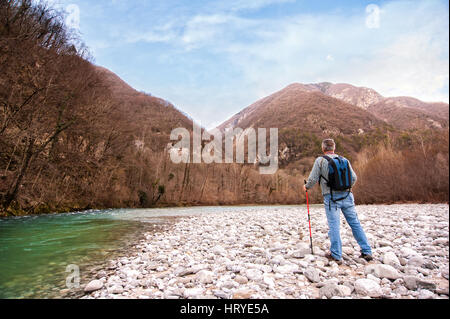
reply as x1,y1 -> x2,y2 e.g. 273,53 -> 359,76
81,204 -> 449,299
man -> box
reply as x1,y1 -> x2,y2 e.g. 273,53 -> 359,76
303,139 -> 373,264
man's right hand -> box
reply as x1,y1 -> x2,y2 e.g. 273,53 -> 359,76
303,185 -> 308,192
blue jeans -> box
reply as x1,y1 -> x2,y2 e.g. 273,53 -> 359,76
324,192 -> 372,260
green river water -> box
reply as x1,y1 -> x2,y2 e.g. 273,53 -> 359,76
0,208 -> 183,299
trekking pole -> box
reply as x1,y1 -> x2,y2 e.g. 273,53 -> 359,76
304,180 -> 314,255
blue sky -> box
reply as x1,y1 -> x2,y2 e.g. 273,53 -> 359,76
48,0 -> 449,129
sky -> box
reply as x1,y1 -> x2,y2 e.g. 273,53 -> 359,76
47,0 -> 449,129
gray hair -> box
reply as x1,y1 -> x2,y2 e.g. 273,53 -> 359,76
322,139 -> 336,152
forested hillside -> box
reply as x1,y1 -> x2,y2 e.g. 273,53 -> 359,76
0,0 -> 194,215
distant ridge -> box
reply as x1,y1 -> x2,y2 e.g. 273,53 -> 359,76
218,82 -> 448,132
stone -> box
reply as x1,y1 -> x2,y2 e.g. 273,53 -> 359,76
146,263 -> 159,270
263,274 -> 275,288
364,264 -> 400,280
291,250 -> 307,259
400,247 -> 418,258
418,268 -> 430,276
270,242 -> 286,252
84,280 -> 103,293
244,269 -> 263,281
234,275 -> 249,285
432,238 -> 448,246
381,278 -> 391,285
422,261 -> 436,270
282,287 -> 295,295
227,264 -> 242,273
110,286 -> 124,294
403,276 -> 436,291
196,270 -> 214,284
418,289 -> 435,299
212,245 -> 226,255
319,283 -> 343,299
304,267 -> 320,283
354,279 -> 383,298
440,267 -> 449,280
417,279 -> 437,291
107,275 -> 122,286
403,266 -> 418,276
382,252 -> 401,268
270,255 -> 286,265
394,286 -> 408,296
174,267 -> 196,277
275,264 -> 300,274
233,289 -> 256,299
338,285 -> 352,297
403,276 -> 419,290
183,288 -> 205,298
382,287 -> 392,297
407,256 -> 425,268
399,257 -> 407,266
343,281 -> 355,293
378,240 -> 392,247
322,278 -> 339,286
342,246 -> 353,255
213,290 -> 229,299
392,278 -> 404,288
367,274 -> 381,284
436,287 -> 449,296
221,280 -> 237,289
291,243 -> 311,258
123,268 -> 140,279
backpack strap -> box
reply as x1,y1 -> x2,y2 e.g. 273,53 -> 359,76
319,156 -> 332,186
331,191 -> 351,202
336,156 -> 353,188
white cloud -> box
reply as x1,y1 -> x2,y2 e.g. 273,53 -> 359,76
126,31 -> 175,44
352,34 -> 449,102
181,15 -> 231,46
180,14 -> 257,50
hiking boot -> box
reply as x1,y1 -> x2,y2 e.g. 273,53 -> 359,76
325,252 -> 343,265
360,252 -> 373,262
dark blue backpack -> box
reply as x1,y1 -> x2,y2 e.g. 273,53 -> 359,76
319,155 -> 353,203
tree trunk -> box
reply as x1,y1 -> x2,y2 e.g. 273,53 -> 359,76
3,137 -> 35,208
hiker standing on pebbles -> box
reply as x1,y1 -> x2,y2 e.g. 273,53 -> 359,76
303,138 -> 373,265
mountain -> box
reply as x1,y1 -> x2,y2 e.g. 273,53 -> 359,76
372,96 -> 449,120
218,83 -> 385,135
309,83 -> 448,130
309,82 -> 384,109
220,82 -> 449,133
368,99 -> 448,130
95,66 -> 193,152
